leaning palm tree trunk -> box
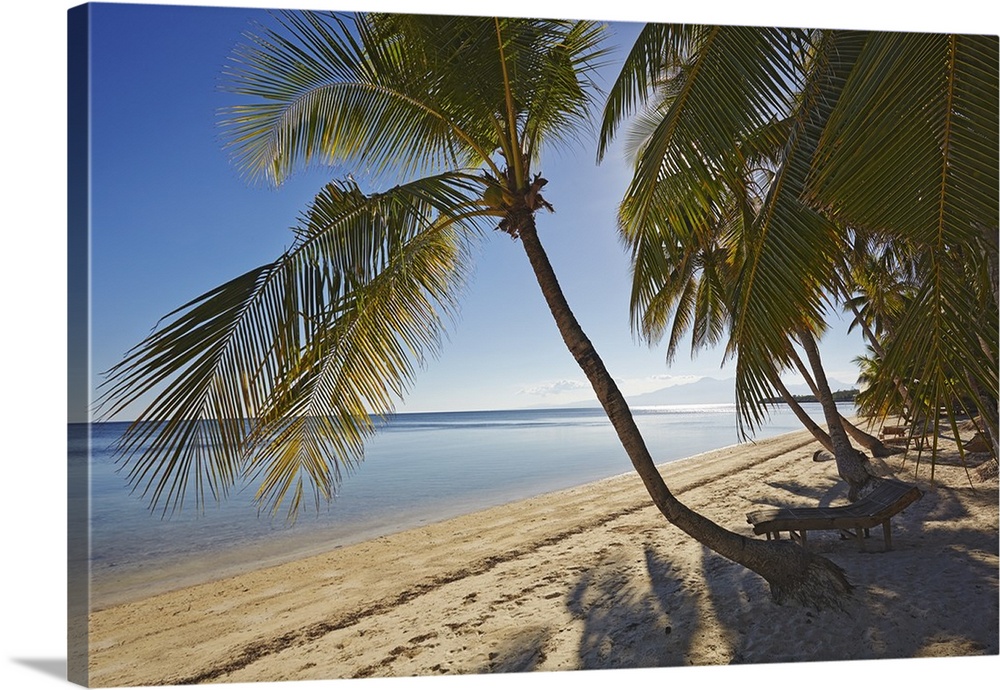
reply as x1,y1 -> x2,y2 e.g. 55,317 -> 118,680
519,219 -> 852,608
787,344 -> 897,456
841,416 -> 900,457
768,374 -> 835,453
796,329 -> 876,499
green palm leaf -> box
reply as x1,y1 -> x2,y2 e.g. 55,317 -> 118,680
616,26 -> 812,242
101,11 -> 610,519
221,12 -> 607,188
244,176 -> 490,516
221,12 -> 493,184
807,34 -> 998,239
99,174 -> 488,517
807,33 -> 999,442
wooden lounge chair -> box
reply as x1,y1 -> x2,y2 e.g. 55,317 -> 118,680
746,478 -> 923,552
879,425 -> 907,441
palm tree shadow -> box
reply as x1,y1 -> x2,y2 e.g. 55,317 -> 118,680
474,625 -> 552,674
758,479 -> 848,507
702,481 -> 998,664
565,544 -> 700,669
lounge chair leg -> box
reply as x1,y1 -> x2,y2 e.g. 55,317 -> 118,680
883,519 -> 892,551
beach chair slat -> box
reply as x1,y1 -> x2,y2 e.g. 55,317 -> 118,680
746,479 -> 922,551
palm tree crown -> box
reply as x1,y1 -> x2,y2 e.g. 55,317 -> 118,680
601,26 -> 998,452
99,12 -> 609,517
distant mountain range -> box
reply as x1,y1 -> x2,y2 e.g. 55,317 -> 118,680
554,376 -> 859,408
627,376 -> 738,406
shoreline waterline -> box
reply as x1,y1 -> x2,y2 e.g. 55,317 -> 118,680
88,425 -> 819,610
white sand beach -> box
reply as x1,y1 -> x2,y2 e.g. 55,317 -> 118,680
86,427 -> 998,687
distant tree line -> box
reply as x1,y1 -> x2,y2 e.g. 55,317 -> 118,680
763,389 -> 860,405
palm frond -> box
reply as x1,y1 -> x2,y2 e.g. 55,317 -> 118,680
98,173 -> 488,517
517,19 -> 610,164
220,12 -> 609,189
618,25 -> 812,243
597,23 -> 703,161
807,33 -> 999,442
807,34 -> 999,241
220,12 -> 493,184
98,264 -> 282,513
727,32 -> 870,430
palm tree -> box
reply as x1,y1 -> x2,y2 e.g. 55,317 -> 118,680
605,26 -> 878,495
623,169 -> 843,456
618,83 -> 893,463
99,11 -> 853,609
600,25 -> 998,493
836,232 -> 919,422
781,342 -> 897,458
838,231 -> 919,356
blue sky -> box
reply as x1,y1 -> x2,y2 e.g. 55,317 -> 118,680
82,1 -> 879,421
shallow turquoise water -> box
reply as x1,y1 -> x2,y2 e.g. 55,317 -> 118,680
70,403 -> 847,601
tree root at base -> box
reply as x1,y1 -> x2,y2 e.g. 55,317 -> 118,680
761,541 -> 854,611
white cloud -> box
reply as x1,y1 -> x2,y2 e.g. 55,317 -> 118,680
648,374 -> 703,386
518,379 -> 590,397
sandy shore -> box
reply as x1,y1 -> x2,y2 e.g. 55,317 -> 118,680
87,427 -> 998,687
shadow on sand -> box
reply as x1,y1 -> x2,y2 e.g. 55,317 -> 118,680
562,543 -> 701,668
558,479 -> 996,668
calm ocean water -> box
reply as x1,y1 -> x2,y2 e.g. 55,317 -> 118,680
69,403 -> 848,604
